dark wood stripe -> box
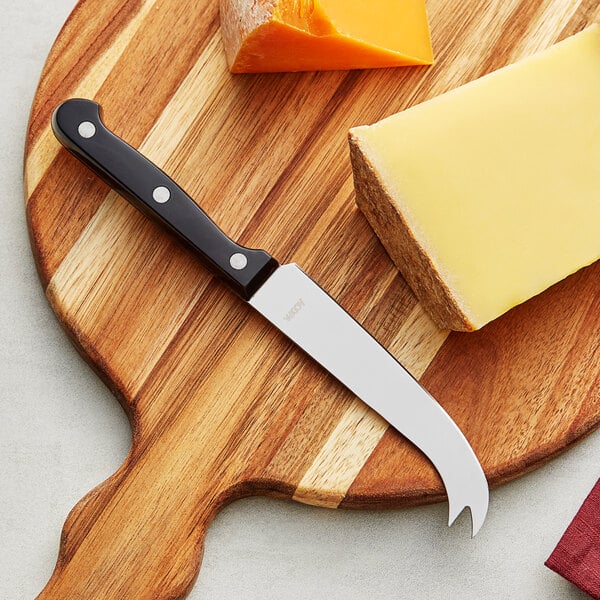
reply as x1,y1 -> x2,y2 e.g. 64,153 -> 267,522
28,151 -> 111,286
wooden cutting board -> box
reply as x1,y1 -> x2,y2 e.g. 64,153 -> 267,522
25,0 -> 599,598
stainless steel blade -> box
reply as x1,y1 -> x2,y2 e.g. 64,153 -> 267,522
249,264 -> 489,535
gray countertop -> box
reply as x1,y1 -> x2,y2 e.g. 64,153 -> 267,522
1,1 -> 598,598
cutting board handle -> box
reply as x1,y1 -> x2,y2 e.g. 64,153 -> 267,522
36,441 -> 238,599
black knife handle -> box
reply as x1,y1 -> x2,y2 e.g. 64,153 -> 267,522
51,98 -> 278,300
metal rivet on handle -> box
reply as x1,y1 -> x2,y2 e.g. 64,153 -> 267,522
229,253 -> 248,270
152,186 -> 171,204
78,121 -> 96,138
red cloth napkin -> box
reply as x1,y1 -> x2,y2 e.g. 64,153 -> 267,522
545,479 -> 600,599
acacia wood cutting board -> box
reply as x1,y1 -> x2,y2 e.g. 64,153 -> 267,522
25,0 -> 599,597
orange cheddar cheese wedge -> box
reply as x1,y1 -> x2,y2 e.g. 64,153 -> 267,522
220,0 -> 434,73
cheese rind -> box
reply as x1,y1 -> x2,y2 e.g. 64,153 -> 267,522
349,26 -> 600,331
220,0 -> 433,73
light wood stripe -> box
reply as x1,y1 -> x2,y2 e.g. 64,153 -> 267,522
293,304 -> 448,507
142,33 -> 225,166
387,303 -> 449,379
25,0 -> 159,199
292,402 -> 387,508
506,0 -> 584,61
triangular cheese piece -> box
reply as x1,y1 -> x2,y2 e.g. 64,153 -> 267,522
220,0 -> 433,72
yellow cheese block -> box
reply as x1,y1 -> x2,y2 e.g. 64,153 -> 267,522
220,0 -> 433,73
349,26 -> 600,331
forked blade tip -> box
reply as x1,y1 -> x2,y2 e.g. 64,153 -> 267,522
469,501 -> 488,537
447,492 -> 488,537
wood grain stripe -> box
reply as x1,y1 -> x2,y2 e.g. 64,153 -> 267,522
139,33 -> 225,165
27,0 -> 143,144
562,0 -> 600,35
504,0 -> 585,62
292,402 -> 387,507
25,0 -> 159,199
387,304 -> 449,379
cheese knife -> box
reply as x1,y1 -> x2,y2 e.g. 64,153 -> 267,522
52,98 -> 489,535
